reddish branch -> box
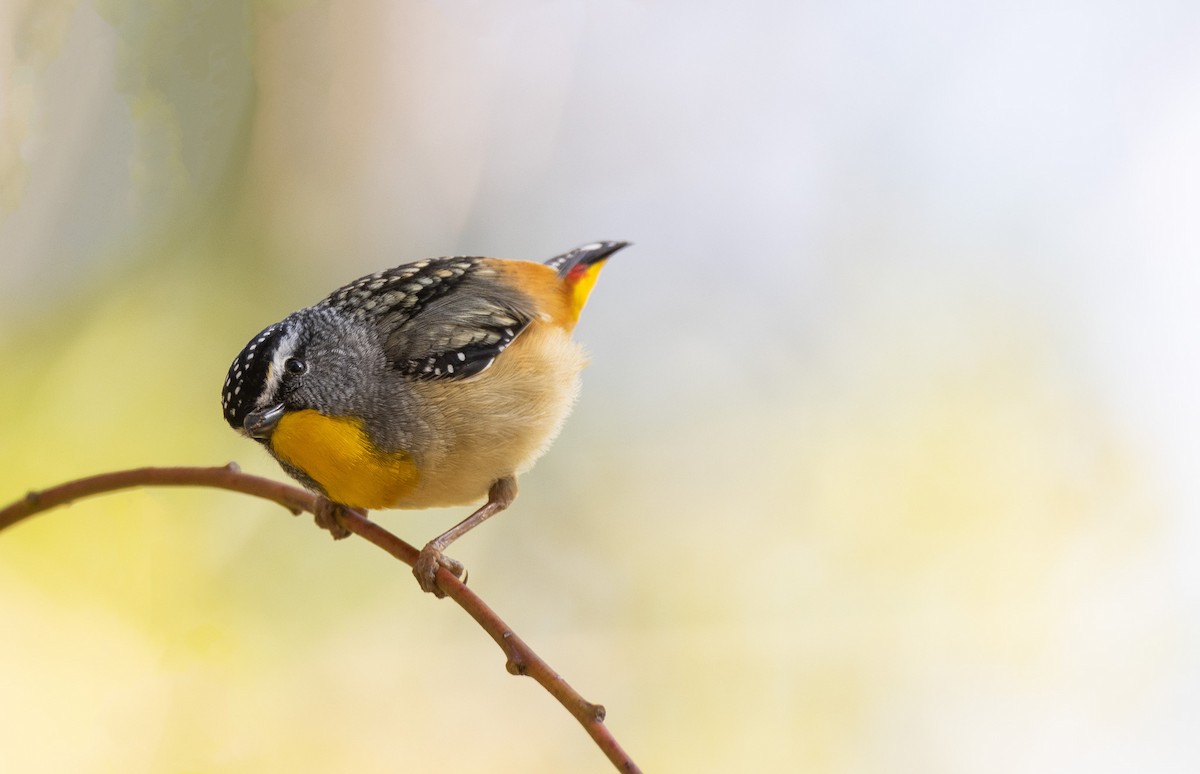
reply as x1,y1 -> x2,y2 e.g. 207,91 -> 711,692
0,465 -> 642,774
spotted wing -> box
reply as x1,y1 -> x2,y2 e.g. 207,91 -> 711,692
324,257 -> 535,380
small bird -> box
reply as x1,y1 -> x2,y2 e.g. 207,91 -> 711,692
221,242 -> 627,596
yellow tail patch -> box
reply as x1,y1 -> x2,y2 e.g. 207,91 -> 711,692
565,260 -> 607,322
270,409 -> 419,509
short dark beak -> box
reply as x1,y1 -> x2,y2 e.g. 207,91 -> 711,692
244,404 -> 285,439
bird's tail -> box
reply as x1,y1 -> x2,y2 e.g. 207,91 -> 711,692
545,241 -> 630,321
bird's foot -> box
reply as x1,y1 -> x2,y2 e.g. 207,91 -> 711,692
313,497 -> 354,540
414,543 -> 464,598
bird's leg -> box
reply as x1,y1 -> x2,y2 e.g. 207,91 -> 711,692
415,476 -> 518,597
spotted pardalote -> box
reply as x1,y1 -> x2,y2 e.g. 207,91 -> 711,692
222,241 -> 628,596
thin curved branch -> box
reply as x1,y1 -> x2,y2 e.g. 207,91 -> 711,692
0,464 -> 642,774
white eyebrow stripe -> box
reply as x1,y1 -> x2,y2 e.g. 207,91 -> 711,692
254,325 -> 300,409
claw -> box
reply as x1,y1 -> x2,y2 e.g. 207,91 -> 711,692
313,497 -> 353,540
414,544 -> 464,598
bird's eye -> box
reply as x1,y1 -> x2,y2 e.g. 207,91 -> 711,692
284,357 -> 307,376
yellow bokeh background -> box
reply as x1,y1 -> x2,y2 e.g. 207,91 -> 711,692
2,2 -> 1197,772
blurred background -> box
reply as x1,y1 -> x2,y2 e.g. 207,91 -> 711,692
1,1 -> 1197,771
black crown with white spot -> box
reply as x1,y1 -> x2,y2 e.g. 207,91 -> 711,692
221,321 -> 287,431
